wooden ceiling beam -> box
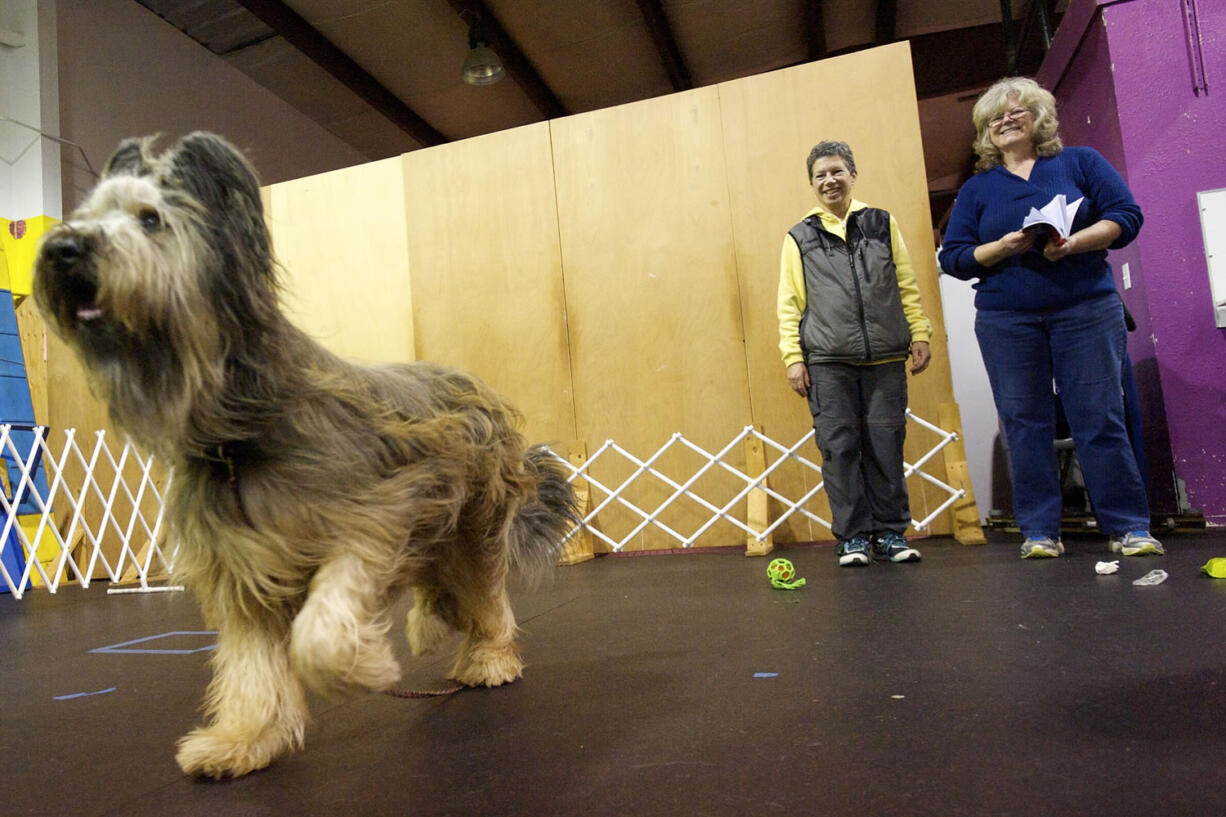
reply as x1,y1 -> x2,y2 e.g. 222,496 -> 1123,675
875,0 -> 897,44
804,0 -> 827,61
999,0 -> 1018,71
232,0 -> 445,147
910,17 -> 1060,98
788,13 -> 1060,99
634,0 -> 692,91
447,0 -> 567,119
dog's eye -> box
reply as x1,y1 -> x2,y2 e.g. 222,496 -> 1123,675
138,209 -> 162,231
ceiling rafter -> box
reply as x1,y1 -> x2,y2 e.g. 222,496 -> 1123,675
875,0 -> 898,44
909,17 -> 1058,98
795,15 -> 1060,100
804,0 -> 827,61
232,0 -> 445,147
446,0 -> 567,120
1012,0 -> 1057,74
634,0 -> 692,91
999,0 -> 1018,70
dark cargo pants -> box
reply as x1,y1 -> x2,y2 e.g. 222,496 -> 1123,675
806,360 -> 911,542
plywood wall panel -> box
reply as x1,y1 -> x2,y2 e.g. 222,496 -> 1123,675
36,46 -> 963,554
15,299 -> 49,429
719,43 -> 953,536
266,157 -> 416,365
551,89 -> 754,549
401,123 -> 576,447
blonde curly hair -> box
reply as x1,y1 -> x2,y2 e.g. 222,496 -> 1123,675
971,77 -> 1063,173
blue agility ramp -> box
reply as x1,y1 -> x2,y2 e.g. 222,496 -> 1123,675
0,288 -> 50,593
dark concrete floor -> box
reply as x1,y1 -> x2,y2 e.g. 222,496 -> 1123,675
4,529 -> 1226,817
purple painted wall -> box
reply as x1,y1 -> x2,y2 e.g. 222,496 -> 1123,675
1040,1 -> 1179,514
1041,0 -> 1226,522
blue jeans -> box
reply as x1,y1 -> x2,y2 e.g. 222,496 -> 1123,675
974,293 -> 1150,539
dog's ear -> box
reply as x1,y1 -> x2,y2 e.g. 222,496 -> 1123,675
166,132 -> 277,303
166,132 -> 264,217
104,137 -> 154,178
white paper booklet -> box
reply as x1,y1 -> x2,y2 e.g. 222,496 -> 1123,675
1021,194 -> 1084,238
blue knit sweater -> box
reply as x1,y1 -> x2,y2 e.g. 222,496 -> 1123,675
939,146 -> 1143,311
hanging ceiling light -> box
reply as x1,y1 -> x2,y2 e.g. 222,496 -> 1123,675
461,17 -> 504,86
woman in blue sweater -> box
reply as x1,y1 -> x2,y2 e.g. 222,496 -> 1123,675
939,77 -> 1162,559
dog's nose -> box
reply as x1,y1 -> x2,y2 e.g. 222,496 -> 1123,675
42,233 -> 86,273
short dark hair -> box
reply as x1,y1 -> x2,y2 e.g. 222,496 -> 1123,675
806,141 -> 856,179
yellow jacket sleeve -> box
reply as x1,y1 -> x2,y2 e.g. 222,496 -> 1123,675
777,233 -> 806,368
890,215 -> 932,344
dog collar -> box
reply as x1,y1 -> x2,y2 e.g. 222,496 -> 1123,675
201,442 -> 238,484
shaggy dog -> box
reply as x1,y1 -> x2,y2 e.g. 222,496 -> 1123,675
33,132 -> 578,779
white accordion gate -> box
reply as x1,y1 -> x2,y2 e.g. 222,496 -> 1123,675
552,410 -> 964,554
0,411 -> 965,599
0,425 -> 172,600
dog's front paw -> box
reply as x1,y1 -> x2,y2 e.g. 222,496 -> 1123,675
175,725 -> 291,779
450,641 -> 524,687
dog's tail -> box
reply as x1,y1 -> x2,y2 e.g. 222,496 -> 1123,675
510,445 -> 581,580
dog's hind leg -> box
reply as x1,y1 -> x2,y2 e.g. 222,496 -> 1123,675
289,553 -> 402,694
406,586 -> 454,656
176,613 -> 307,779
444,547 -> 524,687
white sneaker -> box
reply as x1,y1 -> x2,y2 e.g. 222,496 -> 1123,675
836,536 -> 871,567
1020,536 -> 1064,559
1109,530 -> 1165,556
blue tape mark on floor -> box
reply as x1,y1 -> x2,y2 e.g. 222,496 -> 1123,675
91,631 -> 219,655
753,672 -> 779,678
55,687 -> 117,701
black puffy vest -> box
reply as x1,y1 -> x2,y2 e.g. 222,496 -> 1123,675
788,207 -> 912,364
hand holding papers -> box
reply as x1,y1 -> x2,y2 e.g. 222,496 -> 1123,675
1022,194 -> 1083,242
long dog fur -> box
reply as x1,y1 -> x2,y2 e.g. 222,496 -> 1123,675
33,132 -> 577,779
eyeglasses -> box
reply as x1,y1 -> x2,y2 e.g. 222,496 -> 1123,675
989,107 -> 1032,128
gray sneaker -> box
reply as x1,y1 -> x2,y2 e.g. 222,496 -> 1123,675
872,531 -> 921,562
836,536 -> 871,567
1109,530 -> 1165,556
1020,536 -> 1064,559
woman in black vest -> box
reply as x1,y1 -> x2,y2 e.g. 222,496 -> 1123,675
777,141 -> 932,566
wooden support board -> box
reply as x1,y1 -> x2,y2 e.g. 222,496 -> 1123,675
743,426 -> 774,557
556,441 -> 595,566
